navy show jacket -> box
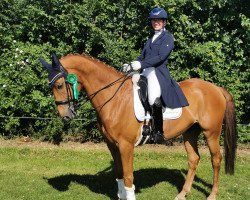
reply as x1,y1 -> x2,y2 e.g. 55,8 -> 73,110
137,30 -> 189,108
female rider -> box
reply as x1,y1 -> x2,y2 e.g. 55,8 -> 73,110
131,7 -> 189,144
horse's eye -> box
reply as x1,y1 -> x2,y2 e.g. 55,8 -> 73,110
56,84 -> 63,90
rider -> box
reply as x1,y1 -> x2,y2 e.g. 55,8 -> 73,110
131,7 -> 189,144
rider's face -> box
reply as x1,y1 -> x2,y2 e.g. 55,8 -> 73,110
151,19 -> 165,31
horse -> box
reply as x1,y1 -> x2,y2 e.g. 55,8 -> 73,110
40,53 -> 237,200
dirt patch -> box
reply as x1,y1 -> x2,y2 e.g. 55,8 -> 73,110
0,137 -> 249,155
0,137 -> 107,151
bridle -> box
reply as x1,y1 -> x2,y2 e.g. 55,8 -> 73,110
54,79 -> 76,106
51,74 -> 79,118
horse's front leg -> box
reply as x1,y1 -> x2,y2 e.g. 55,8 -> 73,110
118,141 -> 136,200
106,141 -> 126,199
100,122 -> 127,199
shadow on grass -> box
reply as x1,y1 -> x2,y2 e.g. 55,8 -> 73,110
45,162 -> 211,199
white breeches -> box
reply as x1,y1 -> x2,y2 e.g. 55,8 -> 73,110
141,67 -> 161,106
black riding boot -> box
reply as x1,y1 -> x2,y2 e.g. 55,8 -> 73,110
150,98 -> 164,144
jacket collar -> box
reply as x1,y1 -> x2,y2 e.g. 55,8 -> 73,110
150,30 -> 167,45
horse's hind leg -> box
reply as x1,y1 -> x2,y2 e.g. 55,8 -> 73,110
175,125 -> 201,200
204,129 -> 222,200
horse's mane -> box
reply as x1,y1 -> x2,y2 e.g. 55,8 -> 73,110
61,53 -> 123,75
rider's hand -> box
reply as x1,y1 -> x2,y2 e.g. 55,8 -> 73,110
131,61 -> 141,71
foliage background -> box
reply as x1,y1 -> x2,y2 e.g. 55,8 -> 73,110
0,0 -> 249,142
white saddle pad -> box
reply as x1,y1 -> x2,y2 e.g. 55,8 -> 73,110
133,84 -> 182,122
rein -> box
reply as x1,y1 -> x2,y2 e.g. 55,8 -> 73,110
75,72 -> 133,110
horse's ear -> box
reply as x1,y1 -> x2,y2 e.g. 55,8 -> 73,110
51,52 -> 61,69
39,58 -> 52,70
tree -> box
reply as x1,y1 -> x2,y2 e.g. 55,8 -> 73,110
0,0 -> 249,140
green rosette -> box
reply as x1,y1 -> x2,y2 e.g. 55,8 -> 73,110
66,74 -> 79,100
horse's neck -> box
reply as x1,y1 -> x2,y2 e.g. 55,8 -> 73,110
68,56 -> 124,112
81,58 -> 121,93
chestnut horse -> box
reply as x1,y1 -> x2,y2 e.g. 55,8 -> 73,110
40,53 -> 237,200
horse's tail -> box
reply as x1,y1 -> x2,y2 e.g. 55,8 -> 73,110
219,87 -> 237,175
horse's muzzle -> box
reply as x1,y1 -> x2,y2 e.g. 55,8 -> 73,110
62,110 -> 76,121
61,102 -> 76,121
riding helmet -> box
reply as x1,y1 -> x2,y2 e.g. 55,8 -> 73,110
149,7 -> 168,19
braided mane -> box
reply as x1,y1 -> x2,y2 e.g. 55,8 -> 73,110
61,53 -> 123,75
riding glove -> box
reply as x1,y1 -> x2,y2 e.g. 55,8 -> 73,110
131,61 -> 141,71
122,63 -> 131,72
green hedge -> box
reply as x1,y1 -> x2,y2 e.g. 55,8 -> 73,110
0,0 -> 249,141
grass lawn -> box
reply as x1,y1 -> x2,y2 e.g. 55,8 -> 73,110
0,139 -> 249,200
